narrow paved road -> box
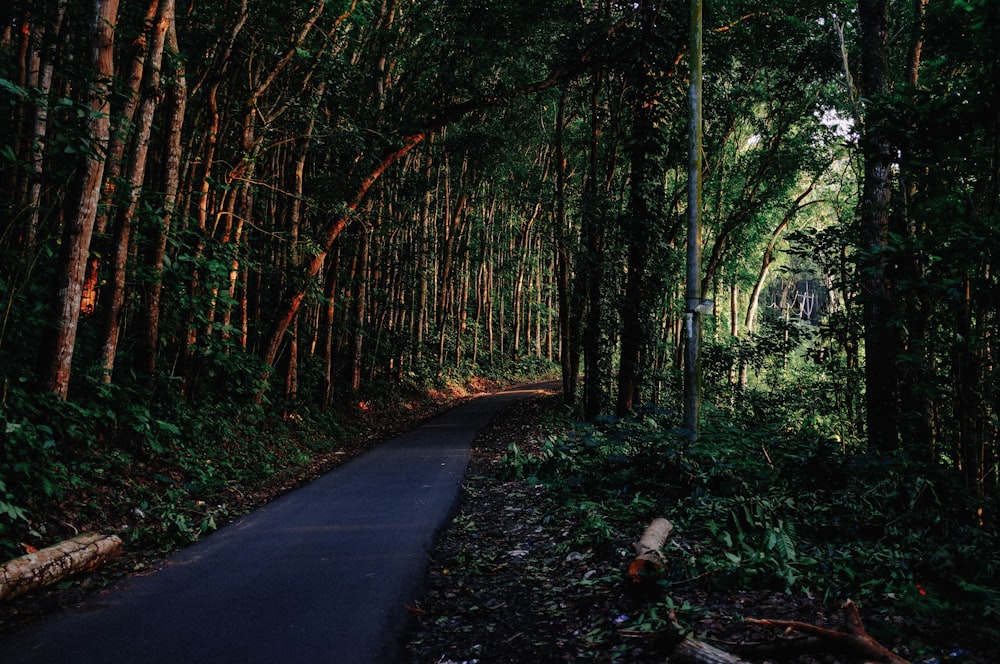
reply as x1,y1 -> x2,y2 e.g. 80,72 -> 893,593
0,382 -> 557,664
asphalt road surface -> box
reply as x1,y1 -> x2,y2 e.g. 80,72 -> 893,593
0,381 -> 558,664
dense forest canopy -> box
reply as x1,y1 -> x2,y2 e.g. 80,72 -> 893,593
0,0 -> 997,585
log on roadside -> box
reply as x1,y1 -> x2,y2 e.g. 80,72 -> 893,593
628,517 -> 673,583
621,624 -> 749,663
673,636 -> 750,664
0,532 -> 122,601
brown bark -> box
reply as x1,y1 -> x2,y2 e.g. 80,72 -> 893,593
260,11 -> 641,374
99,0 -> 171,381
0,533 -> 122,601
746,600 -> 910,664
285,315 -> 299,406
617,83 -> 656,415
139,4 -> 186,377
348,226 -> 371,392
511,204 -> 540,360
24,1 -> 67,249
321,249 -> 340,408
42,0 -> 120,399
582,67 -> 608,421
413,149 -> 433,361
671,638 -> 749,664
895,0 -> 935,458
627,517 -> 673,583
94,0 -> 161,238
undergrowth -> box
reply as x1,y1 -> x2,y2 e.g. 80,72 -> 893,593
0,378 -> 353,561
500,401 -> 1000,647
0,357 -> 556,562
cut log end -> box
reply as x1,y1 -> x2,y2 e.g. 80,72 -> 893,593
628,517 -> 673,583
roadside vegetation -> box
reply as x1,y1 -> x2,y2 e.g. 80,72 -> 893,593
0,358 -> 554,565
1,1 -> 997,659
410,384 -> 999,662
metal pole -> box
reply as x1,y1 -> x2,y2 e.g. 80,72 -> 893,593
683,0 -> 703,440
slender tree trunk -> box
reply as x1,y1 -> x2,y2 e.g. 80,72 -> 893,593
41,0 -> 120,399
81,0 -> 161,318
487,259 -> 496,364
94,0 -> 160,238
139,5 -> 185,378
553,88 -> 580,404
99,0 -> 171,381
953,276 -> 984,493
322,250 -> 339,407
534,247 -> 543,359
455,240 -> 470,368
349,226 -> 370,392
582,70 -> 607,421
25,1 -> 67,250
414,149 -> 432,362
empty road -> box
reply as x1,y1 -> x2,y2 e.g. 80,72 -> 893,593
0,381 -> 557,663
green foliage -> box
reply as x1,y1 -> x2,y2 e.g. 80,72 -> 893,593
0,362 -> 349,555
501,399 -> 1000,632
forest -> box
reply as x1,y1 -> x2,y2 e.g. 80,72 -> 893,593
0,0 -> 997,659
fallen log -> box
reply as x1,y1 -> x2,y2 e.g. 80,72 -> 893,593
745,599 -> 910,664
0,532 -> 122,601
628,517 -> 673,583
621,620 -> 750,663
672,636 -> 750,664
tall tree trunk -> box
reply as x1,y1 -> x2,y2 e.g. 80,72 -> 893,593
139,5 -> 185,378
554,88 -> 575,401
617,43 -> 658,415
322,249 -> 339,408
414,149 -> 432,362
859,0 -> 900,450
896,0 -> 935,459
99,0 -> 171,382
94,0 -> 161,238
81,0 -> 161,318
953,276 -> 984,494
286,315 -> 299,409
455,239 -> 470,368
41,0 -> 120,399
582,70 -> 607,421
349,226 -> 371,392
25,1 -> 67,250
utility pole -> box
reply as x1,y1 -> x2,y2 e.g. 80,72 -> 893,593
683,0 -> 704,440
